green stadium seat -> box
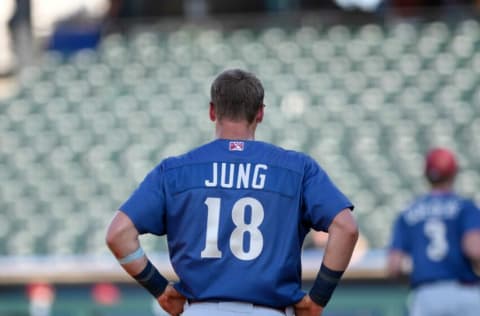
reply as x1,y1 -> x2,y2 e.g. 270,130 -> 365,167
1,19 -> 480,254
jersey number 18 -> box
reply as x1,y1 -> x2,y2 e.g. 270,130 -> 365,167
201,197 -> 265,261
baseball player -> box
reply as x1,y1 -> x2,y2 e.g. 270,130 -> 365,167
388,148 -> 480,316
106,69 -> 358,316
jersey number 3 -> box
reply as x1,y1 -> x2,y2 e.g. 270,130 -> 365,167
424,218 -> 449,262
201,197 -> 264,260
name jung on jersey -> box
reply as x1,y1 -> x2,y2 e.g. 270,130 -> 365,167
204,162 -> 268,189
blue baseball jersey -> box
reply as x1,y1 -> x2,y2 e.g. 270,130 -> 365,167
120,139 -> 353,308
390,192 -> 480,287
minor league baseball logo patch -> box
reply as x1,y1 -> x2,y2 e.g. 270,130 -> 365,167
229,141 -> 244,151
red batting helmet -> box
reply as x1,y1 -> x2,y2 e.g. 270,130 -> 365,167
424,148 -> 458,183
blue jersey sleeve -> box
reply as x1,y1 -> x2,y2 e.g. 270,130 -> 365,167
302,157 -> 353,232
119,164 -> 166,236
460,200 -> 480,233
390,215 -> 409,252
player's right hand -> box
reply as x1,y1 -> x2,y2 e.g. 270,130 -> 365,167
294,294 -> 323,316
157,284 -> 186,316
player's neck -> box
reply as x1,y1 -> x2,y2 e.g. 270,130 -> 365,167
215,120 -> 256,140
430,181 -> 454,194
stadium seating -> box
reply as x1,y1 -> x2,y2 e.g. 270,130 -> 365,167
1,18 -> 480,255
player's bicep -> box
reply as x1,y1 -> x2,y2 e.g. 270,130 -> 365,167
302,159 -> 353,232
106,210 -> 141,257
107,210 -> 138,239
462,230 -> 480,261
119,167 -> 166,235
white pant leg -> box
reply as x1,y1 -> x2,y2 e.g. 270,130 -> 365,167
409,282 -> 480,316
454,284 -> 480,316
182,302 -> 289,316
409,288 -> 434,316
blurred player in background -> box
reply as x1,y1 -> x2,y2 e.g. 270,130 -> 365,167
106,69 -> 358,316
387,147 -> 480,316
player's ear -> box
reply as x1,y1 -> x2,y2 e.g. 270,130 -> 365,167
209,102 -> 216,122
255,104 -> 265,123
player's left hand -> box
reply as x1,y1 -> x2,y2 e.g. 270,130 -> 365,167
294,294 -> 324,316
157,284 -> 186,316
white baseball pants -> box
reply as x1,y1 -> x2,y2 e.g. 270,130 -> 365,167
409,281 -> 480,316
182,301 -> 294,316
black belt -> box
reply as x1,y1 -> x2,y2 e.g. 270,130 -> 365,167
187,299 -> 287,314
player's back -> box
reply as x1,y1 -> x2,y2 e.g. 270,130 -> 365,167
394,192 -> 480,287
159,139 -> 349,308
